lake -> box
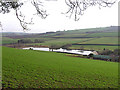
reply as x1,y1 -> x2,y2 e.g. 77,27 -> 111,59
23,47 -> 94,55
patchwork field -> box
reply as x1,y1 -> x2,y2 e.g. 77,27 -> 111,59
20,37 -> 118,51
85,32 -> 118,37
70,45 -> 118,51
2,47 -> 118,88
0,37 -> 19,44
1,26 -> 118,51
25,38 -> 92,46
79,37 -> 118,44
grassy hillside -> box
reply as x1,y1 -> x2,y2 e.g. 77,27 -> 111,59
1,37 -> 19,44
85,32 -> 118,37
1,32 -> 30,37
25,38 -> 92,46
2,26 -> 118,51
2,47 -> 118,88
2,26 -> 118,39
79,37 -> 118,44
70,45 -> 118,51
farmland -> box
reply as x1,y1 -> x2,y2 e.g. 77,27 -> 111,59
70,45 -> 118,51
1,37 -> 19,44
2,47 -> 118,88
78,37 -> 118,44
25,38 -> 92,46
1,26 -> 119,51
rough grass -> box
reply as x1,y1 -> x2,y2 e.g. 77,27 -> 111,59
1,37 -> 19,44
2,47 -> 118,88
70,45 -> 118,51
25,37 -> 118,51
79,37 -> 118,44
25,38 -> 92,46
86,32 -> 118,37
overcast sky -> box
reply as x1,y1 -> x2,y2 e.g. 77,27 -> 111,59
0,0 -> 118,33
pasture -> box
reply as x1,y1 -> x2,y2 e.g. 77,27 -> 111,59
2,47 -> 118,88
70,45 -> 118,51
27,38 -> 92,46
1,37 -> 19,44
24,37 -> 118,51
79,37 -> 118,44
1,26 -> 118,51
85,32 -> 118,37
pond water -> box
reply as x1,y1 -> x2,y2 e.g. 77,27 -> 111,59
23,47 -> 93,55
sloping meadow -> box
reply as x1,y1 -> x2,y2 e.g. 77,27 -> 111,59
2,47 -> 118,88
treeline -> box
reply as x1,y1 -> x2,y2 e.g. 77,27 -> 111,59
99,48 -> 119,56
49,44 -> 72,51
18,39 -> 44,44
90,48 -> 120,62
91,55 -> 119,62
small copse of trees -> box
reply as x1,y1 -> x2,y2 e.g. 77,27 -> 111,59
34,39 -> 44,43
18,39 -> 44,44
18,39 -> 33,44
61,44 -> 72,50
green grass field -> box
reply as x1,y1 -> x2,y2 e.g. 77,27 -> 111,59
2,47 -> 118,88
1,26 -> 118,52
79,37 -> 118,44
85,32 -> 118,37
1,36 -> 118,51
70,45 -> 118,51
1,37 -> 19,44
24,37 -> 118,51
36,38 -> 92,46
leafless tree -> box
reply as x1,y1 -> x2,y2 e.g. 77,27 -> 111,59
64,0 -> 117,21
0,0 -> 118,30
0,0 -> 48,31
0,21 -> 3,30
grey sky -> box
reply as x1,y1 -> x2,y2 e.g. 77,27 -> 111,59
0,0 -> 118,33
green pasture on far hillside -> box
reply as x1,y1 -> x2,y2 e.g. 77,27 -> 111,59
70,45 -> 118,51
79,37 -> 118,44
1,37 -> 19,44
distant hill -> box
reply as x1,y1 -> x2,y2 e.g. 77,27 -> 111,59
1,32 -> 31,37
1,26 -> 119,51
1,26 -> 118,38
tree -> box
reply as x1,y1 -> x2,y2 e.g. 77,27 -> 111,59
0,0 -> 48,31
34,39 -> 44,43
100,49 -> 113,55
63,0 -> 116,21
49,44 -> 60,51
18,39 -> 33,44
0,0 -> 117,30
61,44 -> 72,50
113,49 -> 120,56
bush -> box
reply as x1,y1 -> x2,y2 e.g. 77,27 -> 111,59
34,39 -> 44,43
100,49 -> 113,55
18,39 -> 33,43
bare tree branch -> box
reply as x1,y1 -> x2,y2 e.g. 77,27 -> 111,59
0,0 -> 48,31
0,21 -> 3,31
31,0 -> 48,19
0,0 -> 118,31
64,0 -> 117,21
15,9 -> 34,31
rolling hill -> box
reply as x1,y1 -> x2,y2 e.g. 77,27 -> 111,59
1,26 -> 119,51
2,47 -> 118,88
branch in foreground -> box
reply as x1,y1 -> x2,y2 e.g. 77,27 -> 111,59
64,0 -> 116,21
0,0 -> 48,31
31,0 -> 48,19
0,21 -> 3,30
15,9 -> 34,31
